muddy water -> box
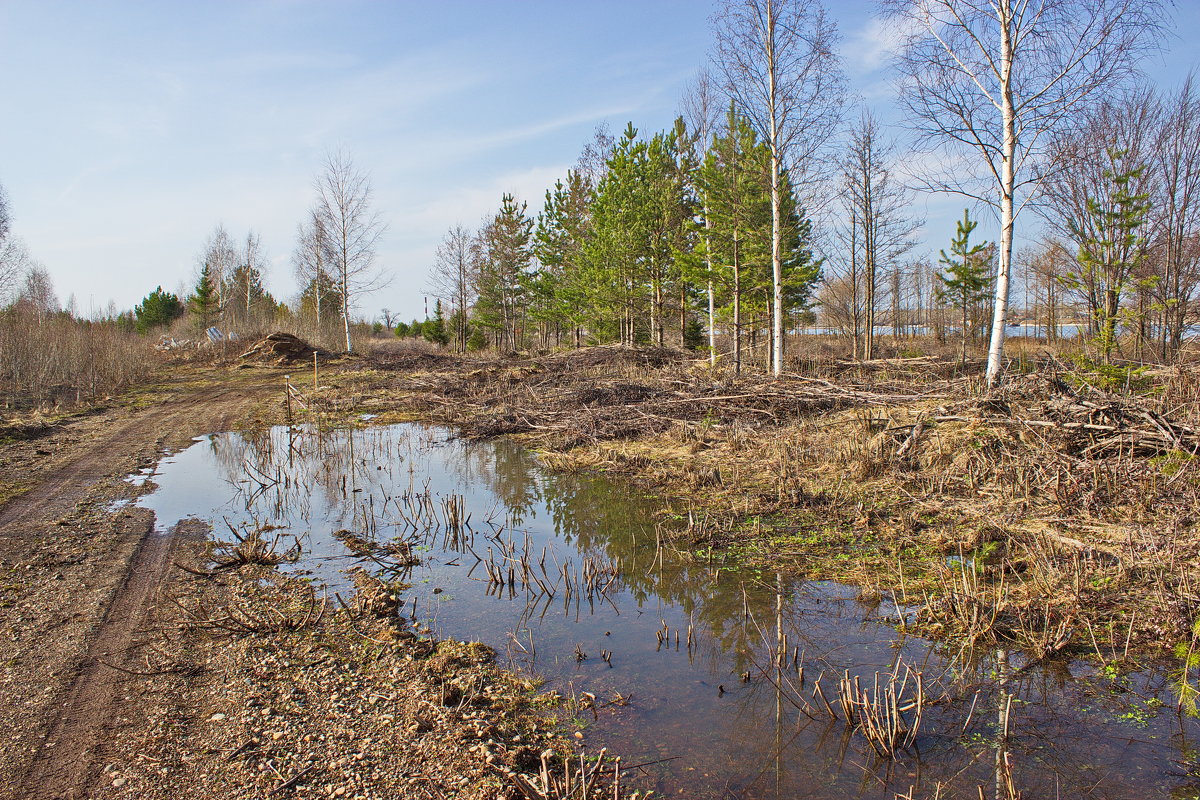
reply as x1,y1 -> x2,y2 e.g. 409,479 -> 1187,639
135,423 -> 1199,799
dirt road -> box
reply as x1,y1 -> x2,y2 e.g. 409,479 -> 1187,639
0,370 -> 277,800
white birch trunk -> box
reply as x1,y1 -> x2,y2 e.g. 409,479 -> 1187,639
765,0 -> 784,377
986,1 -> 1016,388
704,208 -> 716,367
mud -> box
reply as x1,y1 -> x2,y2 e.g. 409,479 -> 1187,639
0,370 -> 276,800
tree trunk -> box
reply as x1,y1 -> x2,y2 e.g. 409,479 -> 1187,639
707,280 -> 717,367
770,153 -> 784,377
653,275 -> 664,346
892,267 -> 902,341
341,255 -> 352,353
766,0 -> 784,378
733,236 -> 742,377
705,210 -> 717,367
865,256 -> 875,361
985,1 -> 1016,388
961,304 -> 969,367
1103,288 -> 1120,361
679,284 -> 687,348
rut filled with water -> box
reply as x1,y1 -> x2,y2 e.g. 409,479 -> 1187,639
132,423 -> 1198,799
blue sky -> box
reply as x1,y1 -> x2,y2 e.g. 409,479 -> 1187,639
1,1 -> 1198,321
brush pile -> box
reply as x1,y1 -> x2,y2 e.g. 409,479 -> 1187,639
936,369 -> 1200,458
239,332 -> 325,364
397,344 -> 951,449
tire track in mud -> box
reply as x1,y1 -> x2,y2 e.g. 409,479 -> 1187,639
1,382 -> 271,800
0,387 -> 241,536
18,521 -> 180,799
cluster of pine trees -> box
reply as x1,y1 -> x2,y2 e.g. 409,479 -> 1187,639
432,110 -> 820,374
140,224 -> 287,338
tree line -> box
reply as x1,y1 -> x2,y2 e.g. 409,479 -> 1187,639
129,151 -> 387,351
428,112 -> 821,377
3,0 -> 1189,390
422,0 -> 1178,380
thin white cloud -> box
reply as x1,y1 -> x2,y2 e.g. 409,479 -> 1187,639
398,164 -> 571,230
844,16 -> 916,75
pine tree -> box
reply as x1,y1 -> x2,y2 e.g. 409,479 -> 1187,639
135,286 -> 185,334
698,110 -> 769,373
534,170 -> 592,347
936,210 -> 992,364
474,194 -> 533,351
423,300 -> 450,346
1067,148 -> 1152,360
644,119 -> 695,346
586,123 -> 651,344
585,121 -> 696,346
190,263 -> 218,331
697,107 -> 819,373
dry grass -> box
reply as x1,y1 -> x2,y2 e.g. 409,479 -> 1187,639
332,340 -> 1200,660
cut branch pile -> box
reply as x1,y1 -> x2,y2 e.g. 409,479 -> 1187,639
240,332 -> 327,364
937,374 -> 1200,458
394,345 -> 952,449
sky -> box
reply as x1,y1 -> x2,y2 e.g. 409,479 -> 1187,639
1,0 -> 1199,322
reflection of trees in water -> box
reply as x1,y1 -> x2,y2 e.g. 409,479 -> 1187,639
456,438 -> 543,523
189,423 -> 1186,800
205,426 -> 382,532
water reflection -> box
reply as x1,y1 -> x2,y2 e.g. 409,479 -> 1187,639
134,423 -> 1198,799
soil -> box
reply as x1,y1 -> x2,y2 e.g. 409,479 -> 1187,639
0,365 -> 567,800
0,369 -> 274,799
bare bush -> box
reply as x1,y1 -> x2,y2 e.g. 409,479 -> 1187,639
0,307 -> 155,412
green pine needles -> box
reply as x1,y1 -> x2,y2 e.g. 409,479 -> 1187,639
936,209 -> 992,365
1066,148 -> 1153,361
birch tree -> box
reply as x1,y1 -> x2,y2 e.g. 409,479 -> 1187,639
226,230 -> 271,329
198,223 -> 239,316
680,69 -> 722,366
429,224 -> 476,353
882,0 -> 1163,386
0,181 -> 15,302
0,182 -> 10,248
313,151 -> 387,352
713,0 -> 845,376
0,238 -> 29,305
293,209 -> 333,334
838,112 -> 920,360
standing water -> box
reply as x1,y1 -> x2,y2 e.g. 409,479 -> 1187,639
135,423 -> 1199,799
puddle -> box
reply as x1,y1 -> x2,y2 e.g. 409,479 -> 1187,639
133,423 -> 1200,799
124,466 -> 155,488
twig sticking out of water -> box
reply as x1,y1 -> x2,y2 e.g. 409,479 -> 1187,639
496,748 -> 637,800
834,662 -> 925,759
